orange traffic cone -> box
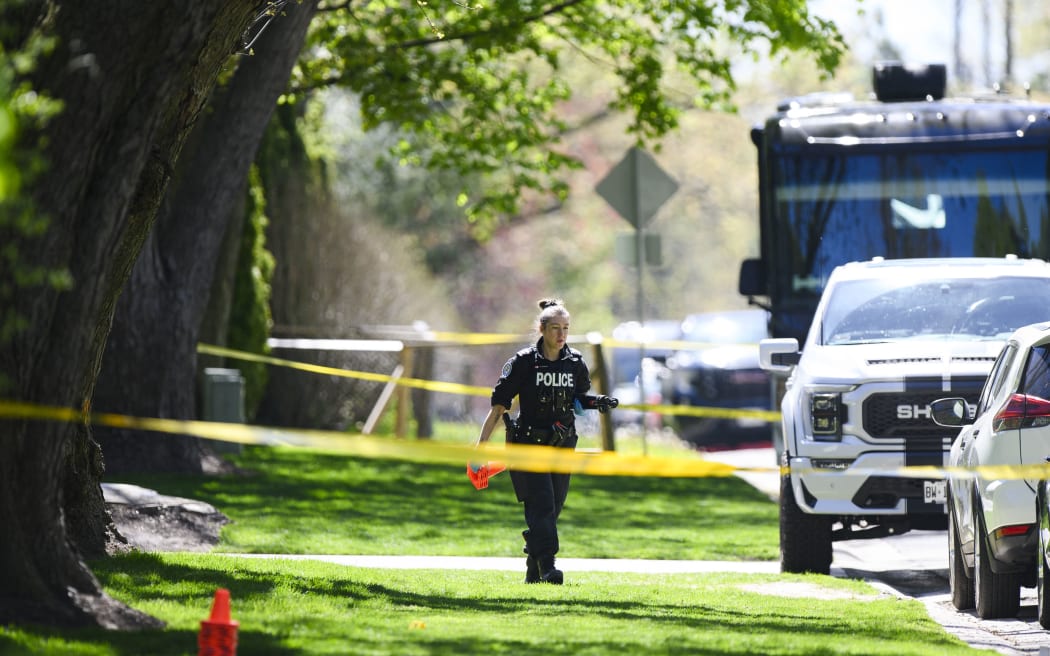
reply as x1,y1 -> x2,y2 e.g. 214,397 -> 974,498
467,461 -> 507,490
198,588 -> 239,656
487,461 -> 507,476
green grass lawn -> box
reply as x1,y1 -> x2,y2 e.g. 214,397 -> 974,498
0,439 -> 987,655
117,442 -> 777,560
5,554 -> 981,656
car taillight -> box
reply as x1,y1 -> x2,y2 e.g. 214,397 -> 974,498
993,524 -> 1033,540
992,393 -> 1050,431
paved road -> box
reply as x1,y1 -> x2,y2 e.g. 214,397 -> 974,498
834,531 -> 1049,656
703,448 -> 1050,655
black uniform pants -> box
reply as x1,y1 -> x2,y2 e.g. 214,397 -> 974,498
510,468 -> 572,559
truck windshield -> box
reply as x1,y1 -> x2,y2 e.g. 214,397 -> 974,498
820,275 -> 1050,345
771,147 -> 1050,307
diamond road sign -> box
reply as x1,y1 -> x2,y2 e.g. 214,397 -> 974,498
596,146 -> 679,228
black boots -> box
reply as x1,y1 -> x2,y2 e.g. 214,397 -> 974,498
525,554 -> 540,583
524,554 -> 561,584
522,530 -> 562,584
523,530 -> 540,583
537,555 -> 563,585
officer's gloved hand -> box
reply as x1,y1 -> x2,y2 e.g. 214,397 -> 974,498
594,395 -> 619,413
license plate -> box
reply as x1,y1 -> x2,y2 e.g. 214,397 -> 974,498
923,480 -> 947,504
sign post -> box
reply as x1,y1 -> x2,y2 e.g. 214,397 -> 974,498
596,146 -> 678,453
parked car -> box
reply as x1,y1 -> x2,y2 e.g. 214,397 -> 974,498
610,356 -> 670,429
608,320 -> 681,429
665,309 -> 772,448
932,321 -> 1050,621
1036,475 -> 1050,628
761,256 -> 1050,575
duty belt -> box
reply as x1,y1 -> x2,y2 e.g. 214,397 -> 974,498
518,423 -> 571,447
519,425 -> 554,444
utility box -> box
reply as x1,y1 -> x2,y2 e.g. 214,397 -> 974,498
201,367 -> 245,454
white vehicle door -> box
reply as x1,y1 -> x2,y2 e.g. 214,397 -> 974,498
1015,343 -> 1050,490
958,342 -> 1020,545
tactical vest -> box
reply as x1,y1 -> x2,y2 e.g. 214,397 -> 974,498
491,339 -> 592,434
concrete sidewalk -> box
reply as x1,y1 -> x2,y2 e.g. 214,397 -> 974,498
227,553 -> 782,574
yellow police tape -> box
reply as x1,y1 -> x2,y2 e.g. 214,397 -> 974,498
0,400 -> 742,478
7,399 -> 1050,481
198,343 -> 492,397
198,343 -> 781,423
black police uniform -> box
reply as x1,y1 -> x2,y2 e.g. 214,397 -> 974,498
491,337 -> 592,569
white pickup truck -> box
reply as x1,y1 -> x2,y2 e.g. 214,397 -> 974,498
760,256 -> 1050,574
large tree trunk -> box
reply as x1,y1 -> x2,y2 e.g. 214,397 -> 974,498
93,2 -> 318,474
0,1 -> 259,628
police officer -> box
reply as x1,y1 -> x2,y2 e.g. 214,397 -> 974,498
474,298 -> 617,584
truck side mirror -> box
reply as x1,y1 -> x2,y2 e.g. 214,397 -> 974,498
759,338 -> 800,373
739,258 -> 767,296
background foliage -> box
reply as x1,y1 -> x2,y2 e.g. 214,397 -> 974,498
0,31 -> 66,377
226,165 -> 275,419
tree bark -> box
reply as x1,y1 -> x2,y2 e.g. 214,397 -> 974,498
93,1 -> 319,474
0,1 -> 260,628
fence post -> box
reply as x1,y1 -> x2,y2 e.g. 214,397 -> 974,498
588,334 -> 616,452
396,346 -> 414,438
412,344 -> 435,438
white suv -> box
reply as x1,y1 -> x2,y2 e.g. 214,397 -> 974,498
932,321 -> 1050,621
761,257 -> 1050,574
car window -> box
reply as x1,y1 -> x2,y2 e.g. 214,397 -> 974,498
1021,344 -> 1050,401
977,342 -> 1018,415
820,276 -> 1050,345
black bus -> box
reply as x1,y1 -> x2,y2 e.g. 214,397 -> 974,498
739,62 -> 1050,343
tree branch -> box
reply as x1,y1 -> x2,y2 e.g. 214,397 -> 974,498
318,0 -> 588,49
318,0 -> 351,12
292,0 -> 589,94
393,0 -> 588,50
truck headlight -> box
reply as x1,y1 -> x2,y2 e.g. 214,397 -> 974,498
810,392 -> 843,441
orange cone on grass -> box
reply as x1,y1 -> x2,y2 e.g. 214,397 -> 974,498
198,588 -> 239,656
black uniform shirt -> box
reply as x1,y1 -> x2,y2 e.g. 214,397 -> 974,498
492,338 -> 592,429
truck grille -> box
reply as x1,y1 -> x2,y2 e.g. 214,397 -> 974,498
862,377 -> 984,439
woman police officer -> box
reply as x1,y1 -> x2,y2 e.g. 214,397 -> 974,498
474,299 -> 617,584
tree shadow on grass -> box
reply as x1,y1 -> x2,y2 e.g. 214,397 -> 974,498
1,553 -> 962,656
